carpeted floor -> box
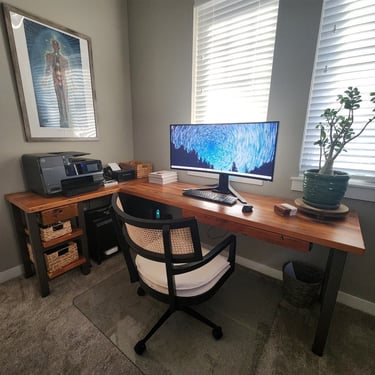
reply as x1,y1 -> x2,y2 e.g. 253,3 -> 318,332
2,253 -> 375,374
0,254 -> 142,375
256,299 -> 375,375
73,264 -> 282,375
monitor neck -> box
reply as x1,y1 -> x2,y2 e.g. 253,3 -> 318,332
212,173 -> 247,204
213,174 -> 231,194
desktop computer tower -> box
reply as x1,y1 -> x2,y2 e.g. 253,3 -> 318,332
85,206 -> 119,264
119,194 -> 175,220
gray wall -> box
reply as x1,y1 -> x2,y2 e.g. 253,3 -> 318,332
1,0 -> 133,272
127,0 -> 375,304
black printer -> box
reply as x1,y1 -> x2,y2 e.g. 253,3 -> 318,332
22,152 -> 104,196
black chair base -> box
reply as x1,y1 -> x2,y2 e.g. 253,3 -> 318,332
134,304 -> 223,355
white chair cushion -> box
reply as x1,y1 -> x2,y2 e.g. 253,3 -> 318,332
135,249 -> 230,297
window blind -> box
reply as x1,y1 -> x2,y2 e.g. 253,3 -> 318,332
192,0 -> 279,123
300,0 -> 375,178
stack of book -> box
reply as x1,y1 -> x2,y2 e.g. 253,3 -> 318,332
148,170 -> 178,184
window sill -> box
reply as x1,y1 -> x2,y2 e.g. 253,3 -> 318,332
291,176 -> 375,203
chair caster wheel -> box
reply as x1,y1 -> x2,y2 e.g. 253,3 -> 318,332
134,340 -> 146,355
137,287 -> 146,296
212,326 -> 223,340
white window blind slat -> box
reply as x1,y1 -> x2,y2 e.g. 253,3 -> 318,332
300,0 -> 375,178
192,0 -> 279,123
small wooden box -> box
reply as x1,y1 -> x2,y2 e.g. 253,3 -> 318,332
39,203 -> 78,226
119,160 -> 152,178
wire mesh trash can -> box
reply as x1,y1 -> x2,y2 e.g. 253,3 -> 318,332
282,261 -> 323,307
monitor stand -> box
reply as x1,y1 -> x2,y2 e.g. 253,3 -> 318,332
212,174 -> 247,204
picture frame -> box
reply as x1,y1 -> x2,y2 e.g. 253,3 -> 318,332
2,3 -> 98,141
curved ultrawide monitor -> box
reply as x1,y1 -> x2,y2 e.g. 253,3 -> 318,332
170,122 -> 279,182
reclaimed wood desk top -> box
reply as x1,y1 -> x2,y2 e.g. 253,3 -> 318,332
5,178 -> 365,255
119,179 -> 365,255
5,185 -> 119,213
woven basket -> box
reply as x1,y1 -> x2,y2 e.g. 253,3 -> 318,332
119,160 -> 152,178
44,242 -> 79,275
282,261 -> 323,307
40,220 -> 72,242
27,241 -> 79,273
26,242 -> 35,264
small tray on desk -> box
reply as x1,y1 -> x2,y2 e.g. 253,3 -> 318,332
295,198 -> 349,220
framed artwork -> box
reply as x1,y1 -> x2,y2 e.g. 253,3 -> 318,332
2,3 -> 98,141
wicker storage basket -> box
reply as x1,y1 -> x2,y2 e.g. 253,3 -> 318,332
27,242 -> 35,264
40,220 -> 72,242
44,242 -> 79,276
282,261 -> 323,307
119,160 -> 152,178
27,241 -> 79,274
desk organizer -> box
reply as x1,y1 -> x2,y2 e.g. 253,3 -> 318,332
119,160 -> 152,178
40,220 -> 72,242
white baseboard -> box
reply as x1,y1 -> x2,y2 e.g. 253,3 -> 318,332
336,291 -> 375,316
235,254 -> 375,317
236,254 -> 283,281
0,264 -> 23,284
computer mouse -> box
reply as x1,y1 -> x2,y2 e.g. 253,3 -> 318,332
242,205 -> 253,213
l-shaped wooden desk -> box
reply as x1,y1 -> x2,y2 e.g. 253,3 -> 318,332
118,179 -> 365,357
6,178 -> 365,357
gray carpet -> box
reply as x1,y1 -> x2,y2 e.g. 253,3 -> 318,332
0,256 -> 143,375
2,253 -> 375,374
73,264 -> 283,375
256,299 -> 375,375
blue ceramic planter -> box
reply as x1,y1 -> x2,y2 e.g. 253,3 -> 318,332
302,169 -> 349,210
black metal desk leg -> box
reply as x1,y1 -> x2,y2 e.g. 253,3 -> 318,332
11,205 -> 34,278
312,248 -> 347,356
78,202 -> 91,275
25,213 -> 50,297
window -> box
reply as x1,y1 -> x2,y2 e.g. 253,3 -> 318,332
192,0 -> 279,123
300,0 -> 375,179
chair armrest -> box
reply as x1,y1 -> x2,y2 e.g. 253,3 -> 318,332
173,234 -> 236,274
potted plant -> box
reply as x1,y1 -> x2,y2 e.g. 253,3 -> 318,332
303,86 -> 375,210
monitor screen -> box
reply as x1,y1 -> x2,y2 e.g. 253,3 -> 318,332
170,122 -> 279,192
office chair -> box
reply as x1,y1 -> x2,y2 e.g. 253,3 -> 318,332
111,193 -> 236,355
